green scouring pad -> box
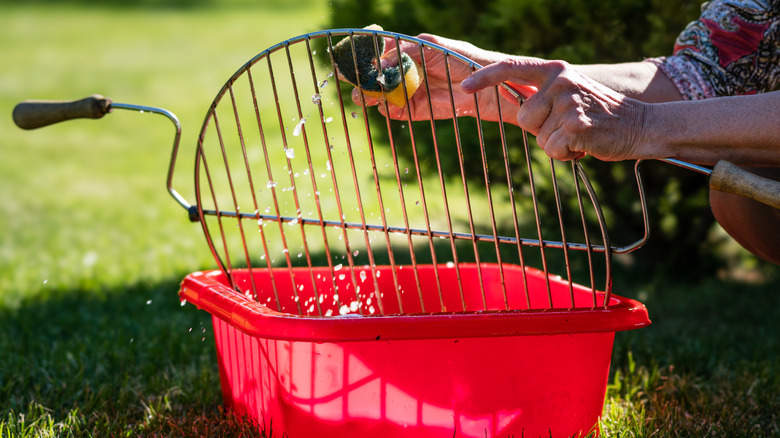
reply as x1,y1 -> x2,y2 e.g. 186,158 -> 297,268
332,24 -> 421,107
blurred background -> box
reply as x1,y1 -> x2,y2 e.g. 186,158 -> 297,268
1,0 -> 777,436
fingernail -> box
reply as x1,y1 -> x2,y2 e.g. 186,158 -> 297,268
460,76 -> 474,92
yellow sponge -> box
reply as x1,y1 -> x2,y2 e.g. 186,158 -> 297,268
332,25 -> 422,107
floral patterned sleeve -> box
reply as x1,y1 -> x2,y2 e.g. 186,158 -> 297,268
647,0 -> 779,100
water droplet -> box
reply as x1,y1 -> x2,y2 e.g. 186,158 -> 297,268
334,263 -> 343,271
293,118 -> 306,136
146,300 -> 152,305
312,94 -> 322,105
353,250 -> 359,257
326,160 -> 332,171
446,261 -> 455,268
351,111 -> 358,119
267,180 -> 278,188
324,116 -> 333,123
360,271 -> 367,282
319,79 -> 329,88
285,148 -> 295,159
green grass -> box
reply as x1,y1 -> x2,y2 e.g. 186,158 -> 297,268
1,3 -> 779,437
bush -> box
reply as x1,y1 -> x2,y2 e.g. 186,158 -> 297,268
327,0 -> 725,275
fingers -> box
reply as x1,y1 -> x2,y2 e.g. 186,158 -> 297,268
542,128 -> 587,161
460,57 -> 595,161
461,57 -> 565,94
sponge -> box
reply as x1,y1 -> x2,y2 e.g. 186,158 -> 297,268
332,25 -> 422,107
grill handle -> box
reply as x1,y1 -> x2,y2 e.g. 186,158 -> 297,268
12,94 -> 193,215
710,160 -> 780,210
13,95 -> 112,130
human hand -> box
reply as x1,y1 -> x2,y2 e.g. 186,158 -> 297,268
461,57 -> 649,161
352,34 -> 533,124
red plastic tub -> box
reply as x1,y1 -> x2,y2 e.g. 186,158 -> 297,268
179,263 -> 650,437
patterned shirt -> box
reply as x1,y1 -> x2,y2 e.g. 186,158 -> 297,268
648,0 -> 780,99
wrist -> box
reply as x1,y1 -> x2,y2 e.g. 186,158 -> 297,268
633,102 -> 671,160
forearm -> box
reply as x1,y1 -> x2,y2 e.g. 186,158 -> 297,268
574,61 -> 683,103
640,91 -> 780,166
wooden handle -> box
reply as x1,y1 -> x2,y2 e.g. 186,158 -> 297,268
710,160 -> 780,210
12,95 -> 112,130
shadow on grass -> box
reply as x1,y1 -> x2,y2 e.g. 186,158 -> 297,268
607,269 -> 780,436
0,275 -> 263,437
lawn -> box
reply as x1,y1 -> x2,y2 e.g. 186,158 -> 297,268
1,2 -> 778,437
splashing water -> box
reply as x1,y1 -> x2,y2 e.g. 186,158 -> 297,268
293,118 -> 306,136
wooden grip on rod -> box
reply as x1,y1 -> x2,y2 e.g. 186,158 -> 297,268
12,94 -> 112,130
710,160 -> 780,210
